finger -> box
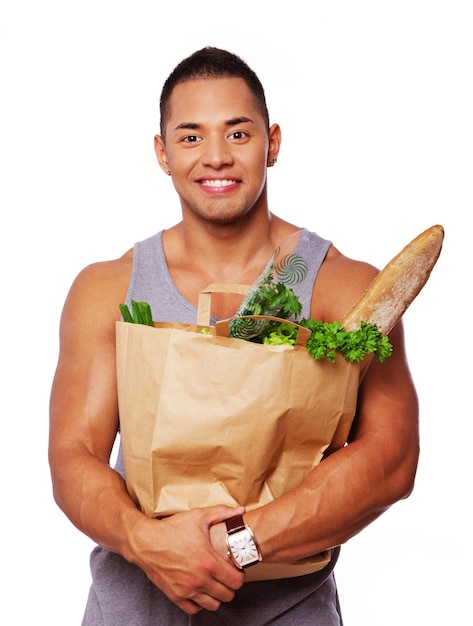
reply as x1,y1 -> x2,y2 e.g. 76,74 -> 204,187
201,504 -> 245,526
193,593 -> 222,612
178,599 -> 203,615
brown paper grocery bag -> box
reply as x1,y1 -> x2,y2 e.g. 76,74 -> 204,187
116,286 -> 364,580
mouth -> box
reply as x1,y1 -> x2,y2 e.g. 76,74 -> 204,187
199,178 -> 240,189
197,178 -> 241,195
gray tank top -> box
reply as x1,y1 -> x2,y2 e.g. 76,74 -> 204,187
82,229 -> 344,626
125,228 -> 331,322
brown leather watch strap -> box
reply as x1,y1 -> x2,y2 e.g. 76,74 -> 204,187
225,515 -> 245,532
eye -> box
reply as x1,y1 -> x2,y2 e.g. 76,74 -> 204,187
228,130 -> 249,141
181,135 -> 202,144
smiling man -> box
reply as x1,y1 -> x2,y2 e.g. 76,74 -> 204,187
49,47 -> 419,625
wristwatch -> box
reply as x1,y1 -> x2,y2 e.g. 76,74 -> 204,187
225,515 -> 262,570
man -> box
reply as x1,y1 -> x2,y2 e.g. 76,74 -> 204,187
49,47 -> 419,624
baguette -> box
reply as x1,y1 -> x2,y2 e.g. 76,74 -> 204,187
326,224 -> 444,456
341,224 -> 444,335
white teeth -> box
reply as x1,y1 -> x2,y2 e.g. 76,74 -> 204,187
201,179 -> 235,187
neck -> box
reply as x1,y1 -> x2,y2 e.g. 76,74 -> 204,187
177,233 -> 265,287
161,212 -> 302,316
176,211 -> 300,274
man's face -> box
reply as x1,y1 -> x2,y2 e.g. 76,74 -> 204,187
155,77 -> 280,225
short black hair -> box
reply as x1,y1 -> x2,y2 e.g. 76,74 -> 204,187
159,47 -> 270,139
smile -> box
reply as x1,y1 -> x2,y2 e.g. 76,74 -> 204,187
200,179 -> 238,187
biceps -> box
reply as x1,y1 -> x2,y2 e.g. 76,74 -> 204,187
49,349 -> 119,462
348,327 -> 419,491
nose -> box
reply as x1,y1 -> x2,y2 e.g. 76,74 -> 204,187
201,133 -> 233,169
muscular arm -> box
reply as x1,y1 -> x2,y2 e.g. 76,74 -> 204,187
213,249 -> 419,563
245,320 -> 419,562
48,256 -> 244,614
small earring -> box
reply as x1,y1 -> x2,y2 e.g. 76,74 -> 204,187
268,158 -> 277,167
167,170 -> 171,176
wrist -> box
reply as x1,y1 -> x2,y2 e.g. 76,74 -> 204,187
224,514 -> 262,570
121,510 -> 160,565
209,520 -> 228,560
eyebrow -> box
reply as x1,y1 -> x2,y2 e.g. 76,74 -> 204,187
174,117 -> 255,131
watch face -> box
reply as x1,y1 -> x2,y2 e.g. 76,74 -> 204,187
227,528 -> 260,568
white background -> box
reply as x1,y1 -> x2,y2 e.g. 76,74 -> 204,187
1,1 -> 471,624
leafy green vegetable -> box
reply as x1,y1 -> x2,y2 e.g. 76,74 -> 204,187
228,259 -> 303,341
119,300 -> 154,326
262,323 -> 298,346
300,319 -> 392,363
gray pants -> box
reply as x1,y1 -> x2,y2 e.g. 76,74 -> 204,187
82,546 -> 343,625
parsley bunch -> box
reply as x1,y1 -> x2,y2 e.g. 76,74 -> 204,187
299,319 -> 392,363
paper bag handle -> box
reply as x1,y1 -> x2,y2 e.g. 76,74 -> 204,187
197,283 -> 250,326
215,315 -> 311,347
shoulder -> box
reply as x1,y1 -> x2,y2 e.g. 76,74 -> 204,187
72,249 -> 133,290
60,249 -> 133,340
312,245 -> 379,321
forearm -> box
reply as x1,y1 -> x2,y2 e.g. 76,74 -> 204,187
50,444 -> 147,561
244,428 -> 419,563
50,444 -> 246,613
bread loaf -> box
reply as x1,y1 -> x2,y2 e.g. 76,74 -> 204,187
341,224 -> 444,335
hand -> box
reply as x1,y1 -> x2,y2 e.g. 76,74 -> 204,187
130,505 -> 245,615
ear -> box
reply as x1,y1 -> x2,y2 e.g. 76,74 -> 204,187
154,135 -> 171,176
267,123 -> 282,167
